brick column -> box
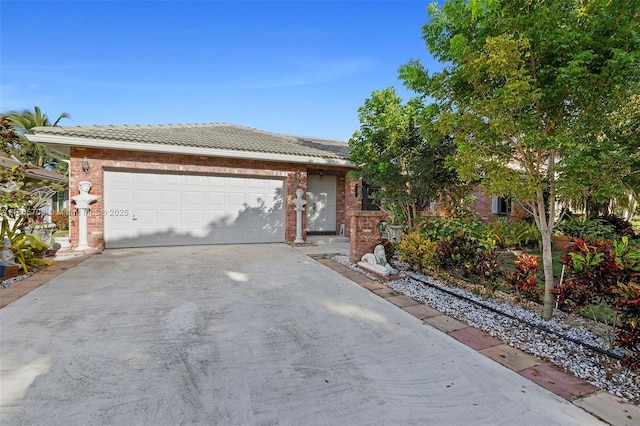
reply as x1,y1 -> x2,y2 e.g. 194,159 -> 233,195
349,211 -> 387,263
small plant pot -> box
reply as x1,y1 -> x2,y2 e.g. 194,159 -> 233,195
387,225 -> 404,243
552,235 -> 572,250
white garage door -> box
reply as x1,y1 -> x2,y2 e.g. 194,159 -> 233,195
104,170 -> 285,248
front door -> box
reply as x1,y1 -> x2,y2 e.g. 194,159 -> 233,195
306,174 -> 336,233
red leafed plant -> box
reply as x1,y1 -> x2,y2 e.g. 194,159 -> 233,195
555,237 -> 640,365
613,281 -> 640,367
505,253 -> 542,304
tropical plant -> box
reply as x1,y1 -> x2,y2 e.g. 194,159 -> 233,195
505,253 -> 542,304
555,217 -> 617,240
613,281 -> 640,367
1,216 -> 51,272
599,215 -> 638,239
488,220 -> 540,250
398,0 -> 640,320
420,216 -> 486,242
52,210 -> 69,231
3,106 -> 69,170
556,237 -> 640,355
398,231 -> 438,272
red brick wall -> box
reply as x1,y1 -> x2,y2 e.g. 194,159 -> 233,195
349,210 -> 387,263
344,177 -> 361,238
68,147 -> 353,249
469,186 -> 530,222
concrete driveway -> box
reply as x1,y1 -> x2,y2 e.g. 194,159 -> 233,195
0,244 -> 603,425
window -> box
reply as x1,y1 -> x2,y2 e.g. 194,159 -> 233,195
491,196 -> 513,215
361,183 -> 380,211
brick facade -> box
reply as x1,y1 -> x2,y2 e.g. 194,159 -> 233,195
468,186 -> 529,222
349,211 -> 387,263
68,147 -> 356,249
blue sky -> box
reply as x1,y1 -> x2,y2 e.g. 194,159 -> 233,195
1,1 -> 441,141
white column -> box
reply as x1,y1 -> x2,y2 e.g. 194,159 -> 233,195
293,189 -> 307,244
71,181 -> 98,251
76,207 -> 90,250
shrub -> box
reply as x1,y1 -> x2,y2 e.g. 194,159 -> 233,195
398,231 -> 437,272
420,216 -> 486,242
505,253 -> 542,303
488,219 -> 540,250
469,247 -> 504,295
435,233 -> 482,274
555,217 -> 617,240
613,281 -> 640,367
51,210 -> 69,231
555,237 -> 640,362
1,216 -> 52,272
598,215 -> 637,238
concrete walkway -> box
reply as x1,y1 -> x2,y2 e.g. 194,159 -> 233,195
0,242 -> 634,425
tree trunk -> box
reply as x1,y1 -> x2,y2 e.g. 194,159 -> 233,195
540,229 -> 555,320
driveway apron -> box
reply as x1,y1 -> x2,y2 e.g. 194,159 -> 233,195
0,245 -> 604,425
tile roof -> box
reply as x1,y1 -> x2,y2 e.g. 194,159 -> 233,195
0,155 -> 66,182
31,123 -> 350,160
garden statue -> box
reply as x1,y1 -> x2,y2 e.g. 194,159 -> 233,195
358,244 -> 398,277
1,237 -> 16,265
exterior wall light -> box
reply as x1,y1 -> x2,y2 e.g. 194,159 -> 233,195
82,157 -> 90,174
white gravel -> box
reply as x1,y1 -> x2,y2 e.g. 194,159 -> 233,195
332,254 -> 640,405
1,269 -> 38,288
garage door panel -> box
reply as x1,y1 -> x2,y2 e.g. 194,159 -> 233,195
159,210 -> 181,223
161,190 -> 181,203
206,191 -> 225,206
247,193 -> 268,205
105,171 -> 285,248
160,174 -> 181,186
182,210 -> 204,226
135,174 -> 158,186
184,191 -> 204,205
184,175 -> 204,186
109,189 -> 133,204
204,210 -> 231,225
136,190 -> 158,205
226,192 -> 247,205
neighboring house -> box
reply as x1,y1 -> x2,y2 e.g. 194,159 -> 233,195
0,154 -> 67,223
27,124 -> 361,250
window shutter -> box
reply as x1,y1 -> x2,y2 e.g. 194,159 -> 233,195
491,197 -> 499,214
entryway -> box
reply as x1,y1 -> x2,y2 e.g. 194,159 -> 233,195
306,174 -> 336,233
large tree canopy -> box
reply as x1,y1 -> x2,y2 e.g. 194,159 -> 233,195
349,87 -> 464,228
399,0 -> 640,319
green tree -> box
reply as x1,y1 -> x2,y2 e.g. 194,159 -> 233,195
560,89 -> 640,218
4,106 -> 69,170
399,0 -> 640,319
0,116 -> 21,157
349,87 -> 465,228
